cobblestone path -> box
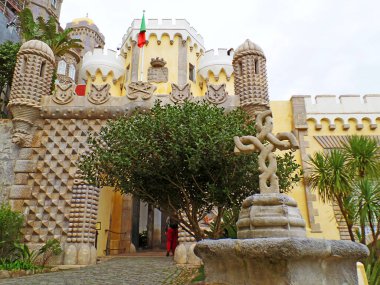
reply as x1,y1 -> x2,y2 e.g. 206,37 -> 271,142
0,257 -> 182,285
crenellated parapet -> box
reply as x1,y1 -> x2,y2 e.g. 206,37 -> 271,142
293,95 -> 380,130
80,48 -> 125,83
121,19 -> 205,51
198,49 -> 234,81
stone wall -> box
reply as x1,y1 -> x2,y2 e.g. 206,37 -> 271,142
0,120 -> 19,204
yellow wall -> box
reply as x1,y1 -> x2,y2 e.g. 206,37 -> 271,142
85,70 -> 124,97
271,101 -> 341,240
96,187 -> 115,256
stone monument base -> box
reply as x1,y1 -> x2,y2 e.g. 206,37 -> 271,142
194,238 -> 368,285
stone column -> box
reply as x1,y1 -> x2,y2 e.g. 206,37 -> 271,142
131,41 -> 140,82
120,194 -> 135,253
177,37 -> 188,85
153,208 -> 162,249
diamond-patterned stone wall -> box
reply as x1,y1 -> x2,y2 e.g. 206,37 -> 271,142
23,118 -> 105,244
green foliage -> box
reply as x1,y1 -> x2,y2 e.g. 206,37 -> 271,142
276,150 -> 302,193
80,101 -> 301,240
0,41 -> 20,91
0,41 -> 21,117
13,243 -> 40,264
206,207 -> 239,239
18,8 -> 41,41
0,258 -> 42,271
191,265 -> 205,283
0,203 -> 24,258
38,239 -> 63,266
19,8 -> 83,57
364,246 -> 380,285
308,135 -> 380,245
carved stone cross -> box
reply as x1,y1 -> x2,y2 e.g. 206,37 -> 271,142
234,110 -> 299,194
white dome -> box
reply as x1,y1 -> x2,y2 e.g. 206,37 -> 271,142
80,48 -> 125,81
198,48 -> 233,80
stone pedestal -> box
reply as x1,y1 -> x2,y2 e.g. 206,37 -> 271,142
194,193 -> 369,285
63,243 -> 97,265
195,238 -> 368,285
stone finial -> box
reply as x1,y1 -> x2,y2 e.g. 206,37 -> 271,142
150,57 -> 166,68
234,39 -> 265,57
8,40 -> 55,147
233,39 -> 269,117
234,110 -> 299,194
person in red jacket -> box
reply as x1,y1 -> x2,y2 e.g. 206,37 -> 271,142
166,218 -> 179,256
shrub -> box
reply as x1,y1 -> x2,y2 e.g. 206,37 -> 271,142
39,239 -> 62,266
0,203 -> 24,258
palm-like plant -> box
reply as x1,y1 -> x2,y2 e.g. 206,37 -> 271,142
18,8 -> 41,41
343,135 -> 380,178
18,8 -> 83,57
36,16 -> 82,57
352,179 -> 380,245
308,150 -> 356,241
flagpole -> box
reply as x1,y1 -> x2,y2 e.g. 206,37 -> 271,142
139,10 -> 145,82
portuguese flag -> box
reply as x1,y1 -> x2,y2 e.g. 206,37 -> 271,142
137,13 -> 146,48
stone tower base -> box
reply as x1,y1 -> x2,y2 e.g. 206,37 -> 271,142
195,238 -> 368,285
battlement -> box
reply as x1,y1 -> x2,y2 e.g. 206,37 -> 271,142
302,94 -> 380,114
80,48 -> 125,81
121,18 -> 205,51
198,48 -> 234,80
292,95 -> 380,130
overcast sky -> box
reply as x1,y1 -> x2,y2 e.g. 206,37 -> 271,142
60,0 -> 380,101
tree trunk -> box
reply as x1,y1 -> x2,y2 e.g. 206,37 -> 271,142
147,204 -> 154,249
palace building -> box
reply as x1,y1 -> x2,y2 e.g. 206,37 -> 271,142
0,11 -> 379,266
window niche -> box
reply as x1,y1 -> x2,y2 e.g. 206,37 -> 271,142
147,58 -> 168,83
189,63 -> 195,82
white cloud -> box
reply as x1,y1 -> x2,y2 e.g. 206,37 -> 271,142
60,0 -> 380,100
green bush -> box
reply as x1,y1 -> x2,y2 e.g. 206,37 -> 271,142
0,258 -> 42,271
0,203 -> 24,258
39,239 -> 63,266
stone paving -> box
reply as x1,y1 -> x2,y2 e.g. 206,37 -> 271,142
0,257 -> 182,285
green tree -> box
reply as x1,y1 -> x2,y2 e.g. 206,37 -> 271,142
80,101 -> 301,241
0,41 -> 20,117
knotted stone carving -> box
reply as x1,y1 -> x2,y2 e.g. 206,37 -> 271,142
234,110 -> 305,238
148,57 -> 168,83
234,110 -> 299,194
127,81 -> 156,100
170,83 -> 192,103
205,83 -> 228,104
53,83 -> 76,105
87,84 -> 111,105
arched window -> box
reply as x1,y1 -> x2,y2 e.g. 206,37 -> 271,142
40,61 -> 46,77
57,60 -> 66,75
254,59 -> 259,74
69,64 -> 76,80
51,0 -> 57,8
